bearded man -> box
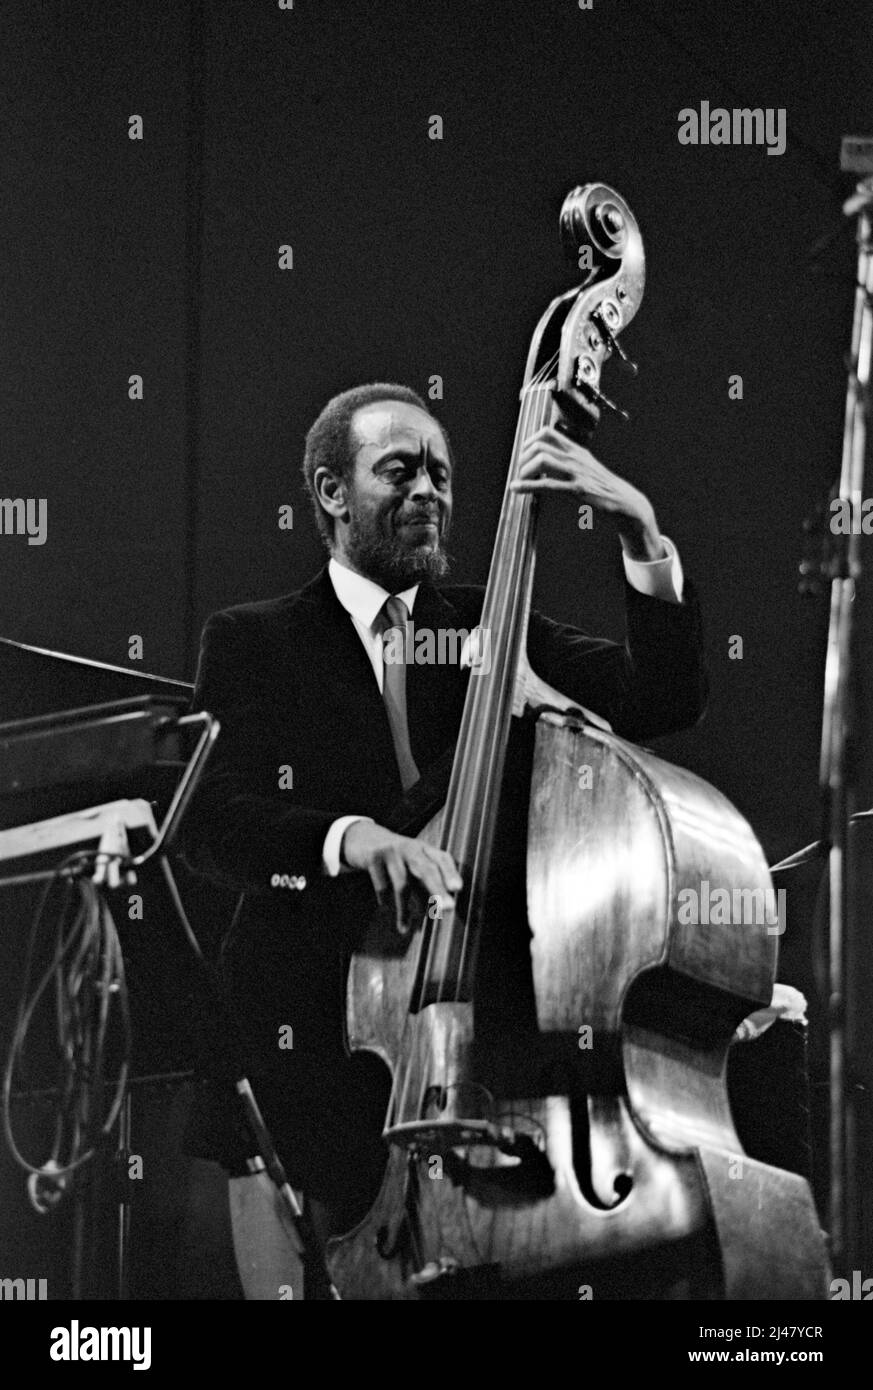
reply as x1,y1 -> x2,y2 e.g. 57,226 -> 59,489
181,381 -> 706,1287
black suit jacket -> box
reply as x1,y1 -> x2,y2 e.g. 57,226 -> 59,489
185,565 -> 706,888
181,565 -> 707,1196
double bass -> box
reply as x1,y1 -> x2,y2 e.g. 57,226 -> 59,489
325,185 -> 829,1299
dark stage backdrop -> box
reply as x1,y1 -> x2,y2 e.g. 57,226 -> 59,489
2,0 -> 873,1292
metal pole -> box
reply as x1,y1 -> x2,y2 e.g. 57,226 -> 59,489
117,1091 -> 132,1300
820,177 -> 873,1273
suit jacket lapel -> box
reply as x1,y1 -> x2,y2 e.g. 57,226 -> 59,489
284,567 -> 404,797
405,581 -> 471,769
280,567 -> 471,791
290,567 -> 381,693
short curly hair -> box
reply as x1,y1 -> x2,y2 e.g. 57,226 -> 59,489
301,383 -> 449,546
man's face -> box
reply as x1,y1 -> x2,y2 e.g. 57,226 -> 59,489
339,400 -> 453,589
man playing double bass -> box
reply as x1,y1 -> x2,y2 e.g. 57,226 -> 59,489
182,381 -> 706,1281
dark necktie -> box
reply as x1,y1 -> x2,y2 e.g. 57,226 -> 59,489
375,595 -> 420,792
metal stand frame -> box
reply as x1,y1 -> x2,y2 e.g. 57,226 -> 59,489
0,706 -> 340,1298
819,173 -> 873,1274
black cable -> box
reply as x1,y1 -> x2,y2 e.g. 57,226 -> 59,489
1,852 -> 131,1207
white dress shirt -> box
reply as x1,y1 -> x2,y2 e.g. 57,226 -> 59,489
322,542 -> 684,874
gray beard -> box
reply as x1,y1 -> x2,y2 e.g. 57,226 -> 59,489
344,514 -> 451,591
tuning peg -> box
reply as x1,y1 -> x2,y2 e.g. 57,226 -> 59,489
570,366 -> 631,422
606,330 -> 638,376
589,384 -> 630,421
592,309 -> 638,376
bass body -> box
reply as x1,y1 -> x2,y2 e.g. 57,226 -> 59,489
325,185 -> 829,1299
327,714 -> 828,1299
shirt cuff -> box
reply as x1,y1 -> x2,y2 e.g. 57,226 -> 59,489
322,815 -> 374,876
622,534 -> 684,605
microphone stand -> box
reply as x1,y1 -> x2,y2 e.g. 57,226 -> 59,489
819,169 -> 873,1275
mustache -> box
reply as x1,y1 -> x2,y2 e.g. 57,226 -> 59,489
398,507 -> 443,525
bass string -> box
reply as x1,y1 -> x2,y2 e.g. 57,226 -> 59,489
386,386 -> 542,1134
436,379 -> 547,1005
453,379 -> 553,1005
391,372 -> 555,1135
389,385 -> 545,1132
437,370 -> 553,862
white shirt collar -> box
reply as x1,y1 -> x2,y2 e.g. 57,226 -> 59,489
328,556 -> 419,631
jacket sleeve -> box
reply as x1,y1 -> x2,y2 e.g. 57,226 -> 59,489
525,577 -> 708,742
179,609 -> 341,892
